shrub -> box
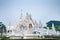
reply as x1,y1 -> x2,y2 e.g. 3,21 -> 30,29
1,36 -> 10,40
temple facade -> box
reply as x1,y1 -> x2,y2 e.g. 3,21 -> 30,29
16,13 -> 42,34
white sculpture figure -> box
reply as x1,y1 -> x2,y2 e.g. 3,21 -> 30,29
46,27 -> 49,35
51,23 -> 57,35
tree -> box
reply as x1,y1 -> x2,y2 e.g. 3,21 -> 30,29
1,36 -> 10,40
43,27 -> 47,29
55,25 -> 60,31
0,22 -> 6,38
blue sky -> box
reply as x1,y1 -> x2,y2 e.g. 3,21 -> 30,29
0,0 -> 60,26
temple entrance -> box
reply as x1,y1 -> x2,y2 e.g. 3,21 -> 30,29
29,24 -> 32,29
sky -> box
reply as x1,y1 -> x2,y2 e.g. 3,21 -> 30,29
0,0 -> 60,26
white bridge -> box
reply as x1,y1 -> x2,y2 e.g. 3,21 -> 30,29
6,34 -> 44,39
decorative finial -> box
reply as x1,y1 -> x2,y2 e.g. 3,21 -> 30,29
8,22 -> 11,28
26,12 -> 28,16
21,9 -> 23,17
39,20 -> 42,27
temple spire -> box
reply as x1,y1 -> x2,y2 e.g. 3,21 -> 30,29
26,12 -> 32,20
21,9 -> 23,18
52,23 -> 55,30
39,20 -> 43,28
8,22 -> 11,29
19,9 -> 23,20
18,9 -> 24,23
26,12 -> 29,19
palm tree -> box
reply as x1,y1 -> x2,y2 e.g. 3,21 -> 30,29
0,22 -> 6,38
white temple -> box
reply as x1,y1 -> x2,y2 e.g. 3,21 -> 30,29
5,11 -> 60,39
